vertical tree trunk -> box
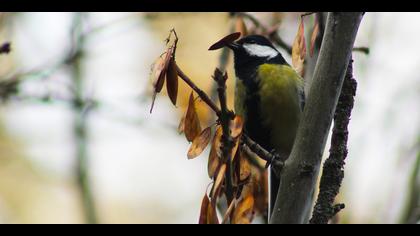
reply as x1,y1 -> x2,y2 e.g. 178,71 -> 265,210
270,12 -> 364,224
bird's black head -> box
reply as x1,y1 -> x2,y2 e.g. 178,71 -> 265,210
230,35 -> 276,50
227,35 -> 287,80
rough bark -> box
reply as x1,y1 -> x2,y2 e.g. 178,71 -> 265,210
310,57 -> 357,224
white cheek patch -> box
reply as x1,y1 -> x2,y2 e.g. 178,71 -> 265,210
243,43 -> 279,59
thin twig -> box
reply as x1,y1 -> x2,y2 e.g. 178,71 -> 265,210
241,144 -> 265,170
352,47 -> 370,55
301,12 -> 316,18
176,64 -> 221,116
210,13 -> 234,118
242,135 -> 279,165
242,134 -> 285,176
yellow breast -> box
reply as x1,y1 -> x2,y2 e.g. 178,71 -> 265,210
258,64 -> 303,153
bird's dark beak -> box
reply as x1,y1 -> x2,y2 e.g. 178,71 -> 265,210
227,42 -> 240,50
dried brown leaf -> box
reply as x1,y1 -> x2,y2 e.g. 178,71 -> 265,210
221,199 -> 236,224
292,18 -> 306,76
150,46 -> 175,113
226,116 -> 243,163
152,56 -> 166,93
300,21 -> 307,57
211,163 -> 226,203
198,194 -> 210,224
230,115 -> 244,139
178,115 -> 185,134
310,19 -> 320,57
188,127 -> 212,159
232,194 -> 254,224
208,125 -> 222,178
149,56 -> 166,113
207,201 -> 219,224
248,167 -> 269,217
166,58 -> 178,106
184,92 -> 202,142
208,32 -> 241,51
239,152 -> 251,181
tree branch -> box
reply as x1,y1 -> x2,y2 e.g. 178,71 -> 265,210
352,47 -> 370,55
270,12 -> 364,224
242,134 -> 285,172
213,68 -> 235,205
209,13 -> 234,123
310,56 -> 357,224
176,63 -> 282,171
176,64 -> 221,117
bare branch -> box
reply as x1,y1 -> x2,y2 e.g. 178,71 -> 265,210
242,134 -> 285,172
353,47 -> 370,55
213,68 -> 235,205
176,64 -> 222,116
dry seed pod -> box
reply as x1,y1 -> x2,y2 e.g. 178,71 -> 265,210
166,58 -> 179,106
188,127 -> 212,159
208,125 -> 222,178
184,92 -> 202,142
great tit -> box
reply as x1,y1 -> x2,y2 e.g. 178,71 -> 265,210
226,35 -> 305,217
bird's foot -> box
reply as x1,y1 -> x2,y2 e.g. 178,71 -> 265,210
265,149 -> 284,177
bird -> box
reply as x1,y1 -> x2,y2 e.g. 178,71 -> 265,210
225,35 -> 305,218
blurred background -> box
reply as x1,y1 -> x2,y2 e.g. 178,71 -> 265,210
0,12 -> 418,224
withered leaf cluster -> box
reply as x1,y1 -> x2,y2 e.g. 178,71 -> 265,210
184,92 -> 202,143
292,18 -> 306,76
292,14 -> 321,76
310,17 -> 320,57
151,28 -> 267,224
150,30 -> 179,113
198,116 -> 264,224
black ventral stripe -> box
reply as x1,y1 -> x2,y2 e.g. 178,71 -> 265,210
241,73 -> 273,154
